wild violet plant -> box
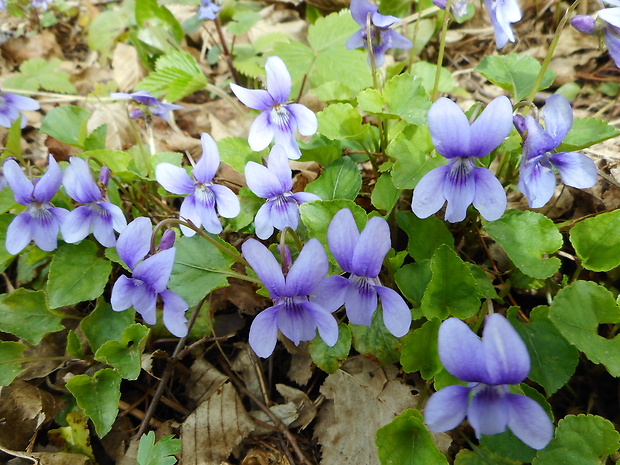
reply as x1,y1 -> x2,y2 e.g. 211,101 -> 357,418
2,0 -> 620,463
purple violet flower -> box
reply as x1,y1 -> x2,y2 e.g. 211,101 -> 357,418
572,3 -> 620,68
110,90 -> 184,121
31,0 -> 51,10
346,0 -> 413,68
198,0 -> 220,20
245,145 -> 320,239
156,133 -> 240,236
483,0 -> 522,48
0,90 -> 40,129
412,96 -> 513,223
243,238 -> 338,358
311,208 -> 411,337
515,94 -> 597,208
110,217 -> 189,337
61,157 -> 127,247
433,0 -> 470,20
424,314 -> 553,450
4,155 -> 69,254
230,56 -> 318,160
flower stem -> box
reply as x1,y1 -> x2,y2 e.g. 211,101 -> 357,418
526,0 -> 582,103
432,0 -> 452,101
213,18 -> 241,86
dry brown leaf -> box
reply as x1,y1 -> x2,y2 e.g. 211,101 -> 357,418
181,381 -> 255,465
275,384 -> 316,429
314,357 -> 417,465
187,359 -> 229,405
0,381 -> 62,451
231,344 -> 265,400
250,402 -> 299,434
18,335 -> 64,381
86,102 -> 134,150
112,43 -> 146,92
286,342 -> 313,387
0,30 -> 63,64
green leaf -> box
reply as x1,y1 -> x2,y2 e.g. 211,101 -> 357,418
358,74 -> 431,126
558,117 -> 620,152
88,10 -> 131,59
411,61 -> 454,94
138,431 -> 182,465
549,281 -> 620,376
305,157 -> 362,201
371,172 -> 400,213
396,211 -> 454,262
317,103 -> 365,141
376,409 -> 449,465
82,149 -> 131,174
420,245 -> 481,320
66,330 -> 83,359
310,323 -> 351,374
569,209 -> 620,271
455,448 -> 521,465
95,324 -> 150,380
350,307 -> 403,365
137,50 -> 208,102
135,0 -> 183,45
0,214 -> 17,273
476,54 -> 556,101
228,10 -> 261,35
169,235 -> 236,307
480,429 -> 536,463
484,210 -> 562,279
387,124 -> 441,190
66,368 -> 122,438
299,136 -> 341,166
4,58 -> 76,93
507,307 -> 578,396
84,124 -> 108,151
47,242 -> 112,309
533,414 -> 620,465
395,261 -> 432,315
216,137 -> 265,173
467,264 -> 498,300
0,290 -> 63,344
48,410 -> 97,463
300,200 -> 367,262
80,300 -> 136,353
226,187 -> 262,233
400,318 -> 441,379
40,105 -> 90,148
0,341 -> 26,386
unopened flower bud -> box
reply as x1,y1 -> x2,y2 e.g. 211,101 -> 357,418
158,229 -> 176,251
571,15 -> 596,35
98,166 -> 111,186
513,114 -> 527,136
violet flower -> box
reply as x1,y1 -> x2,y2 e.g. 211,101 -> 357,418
61,157 -> 127,247
245,145 -> 320,239
433,0 -> 470,21
243,238 -> 338,358
198,0 -> 220,20
110,90 -> 183,121
156,133 -> 240,236
424,314 -> 553,450
31,0 -> 51,10
230,56 -> 318,160
4,155 -> 68,255
311,208 -> 411,337
110,217 -> 189,337
572,3 -> 620,68
412,96 -> 512,223
515,95 -> 597,208
483,0 -> 522,49
346,0 -> 413,68
0,90 -> 40,128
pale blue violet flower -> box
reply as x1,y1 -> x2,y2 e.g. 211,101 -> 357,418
230,56 -> 318,160
31,0 -> 51,10
243,238 -> 338,358
572,2 -> 620,68
61,157 -> 127,247
346,0 -> 413,68
245,145 -> 320,239
4,155 -> 69,254
483,0 -> 522,48
156,133 -> 240,236
111,90 -> 184,121
515,94 -> 597,208
311,208 -> 411,337
425,314 -> 553,450
412,96 -> 513,223
433,0 -> 470,21
198,0 -> 220,20
0,90 -> 40,128
111,217 -> 189,337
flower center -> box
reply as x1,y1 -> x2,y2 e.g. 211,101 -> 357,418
194,183 -> 215,206
448,157 -> 475,187
28,202 -> 53,220
270,105 -> 292,131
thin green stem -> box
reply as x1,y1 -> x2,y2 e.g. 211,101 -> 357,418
432,1 -> 452,101
365,14 -> 388,157
206,83 -> 245,117
526,0 -> 583,103
281,226 -> 304,252
145,117 -> 156,156
126,114 -> 151,177
394,6 -> 441,27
